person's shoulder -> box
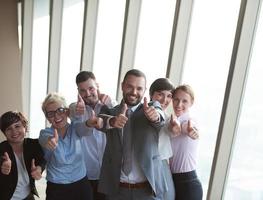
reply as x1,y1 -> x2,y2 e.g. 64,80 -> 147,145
0,140 -> 9,148
40,127 -> 54,135
69,102 -> 77,109
24,138 -> 42,146
0,139 -> 7,144
24,137 -> 39,143
0,141 -> 12,154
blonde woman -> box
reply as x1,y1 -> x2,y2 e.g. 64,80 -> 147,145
169,85 -> 203,200
39,92 -> 93,200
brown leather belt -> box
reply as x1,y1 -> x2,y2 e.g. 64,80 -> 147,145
119,181 -> 150,189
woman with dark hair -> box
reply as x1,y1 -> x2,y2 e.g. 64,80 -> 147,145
0,111 -> 46,200
149,78 -> 175,200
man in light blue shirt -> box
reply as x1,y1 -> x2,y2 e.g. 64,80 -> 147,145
69,71 -> 116,200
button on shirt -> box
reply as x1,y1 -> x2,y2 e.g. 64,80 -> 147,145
69,102 -> 106,180
39,125 -> 87,184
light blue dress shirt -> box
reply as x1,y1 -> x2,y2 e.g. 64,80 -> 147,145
39,123 -> 89,184
69,102 -> 107,180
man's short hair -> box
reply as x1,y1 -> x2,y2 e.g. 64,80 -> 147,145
76,71 -> 96,84
123,69 -> 146,82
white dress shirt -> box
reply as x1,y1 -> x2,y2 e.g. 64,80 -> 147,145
158,113 -> 173,160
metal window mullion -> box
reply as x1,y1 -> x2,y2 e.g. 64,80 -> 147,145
21,0 -> 34,116
207,0 -> 262,199
116,0 -> 142,101
166,0 -> 193,85
80,0 -> 99,72
47,0 -> 63,93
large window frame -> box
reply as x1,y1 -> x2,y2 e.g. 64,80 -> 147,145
19,0 -> 263,198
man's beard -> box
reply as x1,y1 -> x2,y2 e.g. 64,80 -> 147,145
123,94 -> 142,107
84,95 -> 98,107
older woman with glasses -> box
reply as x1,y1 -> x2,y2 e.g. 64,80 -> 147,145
38,92 -> 94,200
0,111 -> 46,200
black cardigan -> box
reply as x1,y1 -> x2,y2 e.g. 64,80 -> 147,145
0,138 -> 46,200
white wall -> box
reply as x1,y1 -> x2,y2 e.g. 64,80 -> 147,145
0,0 -> 22,141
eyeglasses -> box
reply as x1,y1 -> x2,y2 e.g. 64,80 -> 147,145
45,107 -> 67,118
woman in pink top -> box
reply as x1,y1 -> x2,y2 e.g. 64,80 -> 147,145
168,84 -> 203,200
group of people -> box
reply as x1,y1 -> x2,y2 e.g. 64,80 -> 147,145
0,69 -> 202,200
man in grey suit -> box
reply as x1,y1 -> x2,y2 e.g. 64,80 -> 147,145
88,69 -> 169,200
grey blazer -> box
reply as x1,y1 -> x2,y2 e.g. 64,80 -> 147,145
98,101 -> 168,198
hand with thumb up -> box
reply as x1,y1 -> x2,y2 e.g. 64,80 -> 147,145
30,159 -> 42,180
143,97 -> 159,123
86,110 -> 103,129
1,152 -> 11,175
186,120 -> 199,140
46,129 -> 59,151
168,114 -> 181,137
76,94 -> 85,115
109,103 -> 128,128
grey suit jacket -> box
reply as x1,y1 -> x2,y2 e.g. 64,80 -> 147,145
98,101 -> 168,198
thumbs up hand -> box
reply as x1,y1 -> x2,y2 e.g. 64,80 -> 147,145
109,103 -> 128,128
168,114 -> 181,137
143,97 -> 159,123
31,159 -> 42,180
186,120 -> 199,139
99,93 -> 114,107
76,94 -> 85,115
1,152 -> 11,175
46,129 -> 59,151
86,110 -> 103,129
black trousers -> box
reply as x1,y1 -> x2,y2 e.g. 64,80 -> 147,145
46,176 -> 93,200
89,180 -> 106,200
172,170 -> 203,200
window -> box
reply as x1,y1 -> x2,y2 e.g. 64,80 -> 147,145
19,1 -> 262,199
182,0 -> 241,196
30,0 -> 50,138
58,0 -> 84,104
134,0 -> 176,90
93,0 -> 126,98
225,5 -> 263,199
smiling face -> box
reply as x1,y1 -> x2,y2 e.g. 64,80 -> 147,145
4,121 -> 26,145
151,90 -> 173,111
172,89 -> 193,117
77,78 -> 99,107
45,102 -> 68,130
121,74 -> 146,106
